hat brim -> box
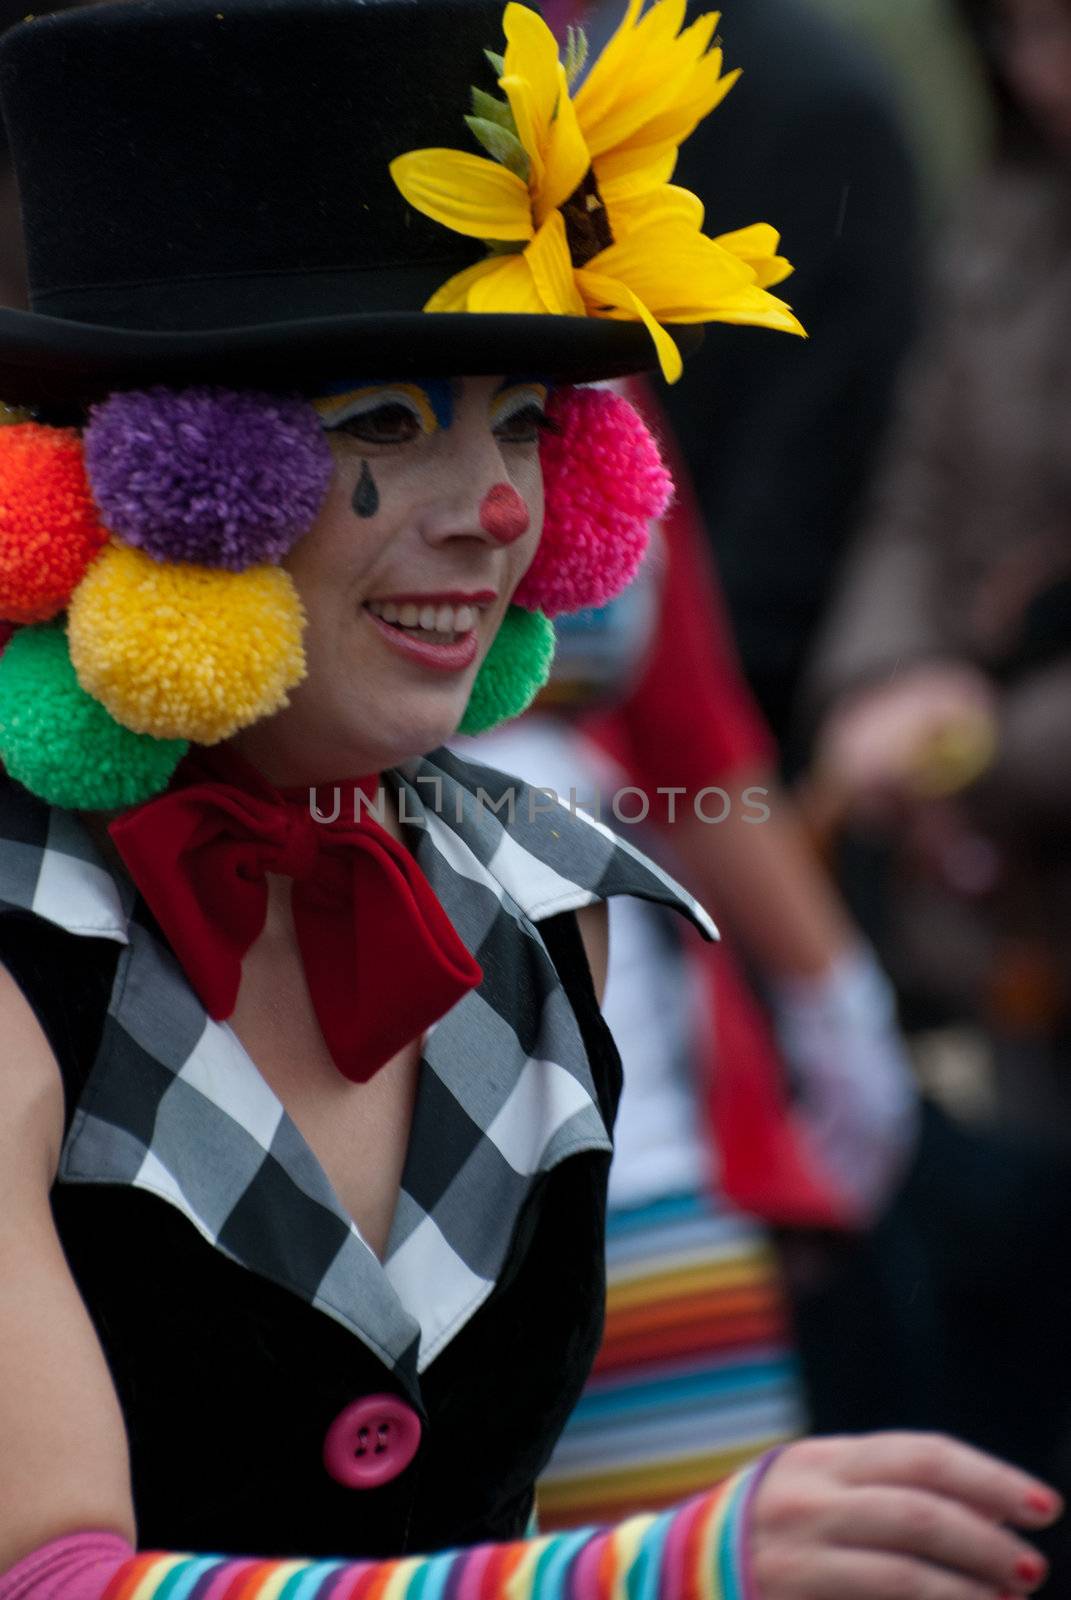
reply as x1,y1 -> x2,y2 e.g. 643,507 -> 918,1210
0,307 -> 700,409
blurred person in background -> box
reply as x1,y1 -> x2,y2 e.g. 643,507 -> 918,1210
471,374 -> 1071,1591
662,0 -> 922,769
538,0 -> 920,767
806,0 -> 1071,1134
809,0 -> 992,225
466,379 -> 922,1527
799,5 -> 1071,1577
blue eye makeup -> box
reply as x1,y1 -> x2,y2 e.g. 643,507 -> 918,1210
311,378 -> 552,445
312,379 -> 454,438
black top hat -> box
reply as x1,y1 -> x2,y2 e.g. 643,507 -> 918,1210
0,0 -> 677,407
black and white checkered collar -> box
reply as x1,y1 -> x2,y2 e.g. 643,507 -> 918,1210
0,757 -> 714,1397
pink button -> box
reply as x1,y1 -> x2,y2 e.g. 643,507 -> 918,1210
323,1395 -> 422,1489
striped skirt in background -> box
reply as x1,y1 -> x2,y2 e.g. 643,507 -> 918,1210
537,1191 -> 807,1529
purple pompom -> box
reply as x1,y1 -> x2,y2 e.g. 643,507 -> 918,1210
84,387 -> 334,569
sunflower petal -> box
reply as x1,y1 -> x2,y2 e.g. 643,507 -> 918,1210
424,254 -> 517,313
598,147 -> 679,205
577,0 -> 727,160
576,267 -> 684,383
571,0 -> 644,131
468,249 -> 547,314
390,149 -> 532,240
704,282 -> 807,336
500,3 -> 560,191
606,61 -> 739,159
500,5 -> 589,220
715,223 -> 794,288
498,73 -> 546,196
526,212 -> 586,315
589,217 -> 752,316
610,183 -> 705,232
541,67 -> 590,215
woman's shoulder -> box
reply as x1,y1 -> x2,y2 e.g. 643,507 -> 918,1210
407,746 -> 718,942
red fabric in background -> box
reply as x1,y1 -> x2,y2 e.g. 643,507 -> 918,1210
586,381 -> 848,1227
582,384 -> 777,816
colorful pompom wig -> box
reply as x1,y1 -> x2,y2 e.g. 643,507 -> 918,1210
0,423 -> 109,623
0,624 -> 187,810
67,543 -> 307,745
514,386 -> 672,617
0,380 -> 671,808
84,387 -> 333,569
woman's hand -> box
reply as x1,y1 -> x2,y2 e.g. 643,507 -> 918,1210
749,1432 -> 1061,1599
813,664 -> 999,825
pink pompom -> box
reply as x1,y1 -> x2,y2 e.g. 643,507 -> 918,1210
515,386 -> 673,617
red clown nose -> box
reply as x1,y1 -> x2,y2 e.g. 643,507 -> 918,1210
480,483 -> 530,545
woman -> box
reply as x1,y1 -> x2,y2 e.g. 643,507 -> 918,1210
0,1 -> 1059,1598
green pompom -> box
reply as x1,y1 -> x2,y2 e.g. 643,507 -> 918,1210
0,625 -> 187,809
458,606 -> 555,736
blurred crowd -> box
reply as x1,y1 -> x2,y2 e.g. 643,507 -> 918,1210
3,0 -> 1071,1589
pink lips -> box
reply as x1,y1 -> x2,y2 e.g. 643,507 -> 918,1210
364,608 -> 480,673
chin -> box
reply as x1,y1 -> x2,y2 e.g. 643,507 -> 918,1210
337,690 -> 472,772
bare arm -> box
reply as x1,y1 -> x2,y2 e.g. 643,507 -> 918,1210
669,771 -> 855,980
0,964 -> 135,1572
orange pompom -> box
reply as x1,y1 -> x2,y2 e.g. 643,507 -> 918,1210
0,423 -> 110,623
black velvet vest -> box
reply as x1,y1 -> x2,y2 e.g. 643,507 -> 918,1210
0,753 -> 714,1557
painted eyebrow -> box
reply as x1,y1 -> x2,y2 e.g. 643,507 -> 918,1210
313,382 -> 449,433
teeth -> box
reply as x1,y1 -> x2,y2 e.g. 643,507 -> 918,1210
366,600 -> 480,634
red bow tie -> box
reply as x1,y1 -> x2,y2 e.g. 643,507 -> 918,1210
108,747 -> 482,1083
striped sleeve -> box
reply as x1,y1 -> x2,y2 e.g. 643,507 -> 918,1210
97,1468 -> 760,1600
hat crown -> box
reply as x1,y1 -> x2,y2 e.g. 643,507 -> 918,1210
0,0 -> 501,328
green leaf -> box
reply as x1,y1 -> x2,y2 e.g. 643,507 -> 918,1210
464,115 -> 531,181
470,85 -> 516,131
563,24 -> 589,87
485,48 -> 506,77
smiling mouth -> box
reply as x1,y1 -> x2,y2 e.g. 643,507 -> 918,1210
364,598 -> 480,646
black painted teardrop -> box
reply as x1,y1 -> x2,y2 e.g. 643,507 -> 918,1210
353,460 -> 379,518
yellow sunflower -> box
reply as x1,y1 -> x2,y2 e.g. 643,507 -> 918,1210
389,0 -> 805,383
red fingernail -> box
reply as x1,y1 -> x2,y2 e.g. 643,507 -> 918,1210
1025,1488 -> 1058,1516
1015,1554 -> 1046,1587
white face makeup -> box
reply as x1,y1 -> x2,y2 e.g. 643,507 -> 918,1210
231,374 -> 548,784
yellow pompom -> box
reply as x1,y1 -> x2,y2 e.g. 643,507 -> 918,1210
67,543 -> 307,743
